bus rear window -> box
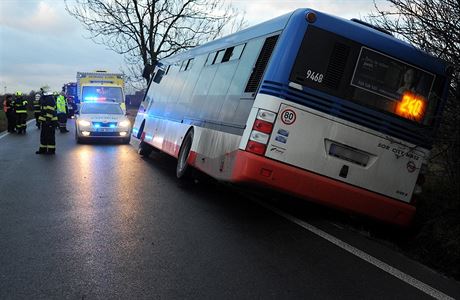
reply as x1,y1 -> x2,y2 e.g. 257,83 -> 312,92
351,47 -> 435,123
290,26 -> 443,126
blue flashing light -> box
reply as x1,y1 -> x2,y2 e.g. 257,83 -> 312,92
84,96 -> 99,101
94,123 -> 101,128
132,128 -> 139,134
110,124 -> 116,128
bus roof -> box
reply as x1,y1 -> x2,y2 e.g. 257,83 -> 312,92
160,8 -> 447,75
160,11 -> 294,65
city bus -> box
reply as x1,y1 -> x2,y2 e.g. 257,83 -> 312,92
132,8 -> 450,226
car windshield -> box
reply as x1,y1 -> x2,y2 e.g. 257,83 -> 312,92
82,86 -> 123,103
81,103 -> 123,115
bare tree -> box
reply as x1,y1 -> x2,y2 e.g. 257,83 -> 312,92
369,0 -> 459,278
369,0 -> 459,194
65,0 -> 246,88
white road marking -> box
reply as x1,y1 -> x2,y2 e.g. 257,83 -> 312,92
252,198 -> 455,300
0,119 -> 35,140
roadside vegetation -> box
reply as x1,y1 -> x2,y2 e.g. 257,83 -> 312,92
369,0 -> 459,279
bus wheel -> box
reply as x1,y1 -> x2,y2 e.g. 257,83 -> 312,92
138,141 -> 153,157
176,129 -> 194,179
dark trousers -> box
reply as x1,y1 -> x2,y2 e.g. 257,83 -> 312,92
15,113 -> 27,133
39,124 -> 56,153
57,113 -> 67,131
34,112 -> 41,128
6,111 -> 16,132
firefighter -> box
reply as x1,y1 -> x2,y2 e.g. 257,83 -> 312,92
13,91 -> 28,134
33,92 -> 41,128
56,92 -> 69,133
36,94 -> 58,155
2,94 -> 16,132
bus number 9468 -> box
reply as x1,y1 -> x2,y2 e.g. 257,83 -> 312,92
305,70 -> 324,83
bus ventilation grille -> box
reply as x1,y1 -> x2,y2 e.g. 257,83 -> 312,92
323,43 -> 350,90
245,35 -> 279,94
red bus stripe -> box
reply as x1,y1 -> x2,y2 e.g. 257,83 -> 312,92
231,150 -> 415,226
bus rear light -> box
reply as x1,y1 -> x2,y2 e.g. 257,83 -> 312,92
246,141 -> 267,155
250,130 -> 270,144
253,119 -> 273,134
256,109 -> 276,123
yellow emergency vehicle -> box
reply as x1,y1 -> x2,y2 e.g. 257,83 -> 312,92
77,70 -> 126,111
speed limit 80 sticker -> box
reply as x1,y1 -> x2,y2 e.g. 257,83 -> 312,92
280,109 -> 296,125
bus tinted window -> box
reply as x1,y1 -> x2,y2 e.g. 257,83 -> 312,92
230,44 -> 245,61
185,58 -> 194,71
205,52 -> 216,66
290,26 -> 441,125
153,69 -> 165,83
222,47 -> 234,62
214,49 -> 225,64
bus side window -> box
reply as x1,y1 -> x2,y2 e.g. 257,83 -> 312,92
222,47 -> 234,63
153,69 -> 165,84
184,58 -> 194,71
179,61 -> 187,71
230,44 -> 245,61
214,49 -> 225,64
205,52 -> 216,66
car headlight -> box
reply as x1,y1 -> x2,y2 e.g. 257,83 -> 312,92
119,120 -> 130,127
78,120 -> 91,127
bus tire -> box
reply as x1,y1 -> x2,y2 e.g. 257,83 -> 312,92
138,141 -> 153,157
176,129 -> 194,179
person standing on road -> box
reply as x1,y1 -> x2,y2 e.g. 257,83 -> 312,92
33,92 -> 41,129
3,94 -> 16,133
13,91 -> 28,134
36,94 -> 58,155
56,92 -> 69,133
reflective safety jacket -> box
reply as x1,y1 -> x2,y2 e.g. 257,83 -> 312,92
14,97 -> 28,114
38,95 -> 58,125
33,93 -> 41,113
56,95 -> 67,114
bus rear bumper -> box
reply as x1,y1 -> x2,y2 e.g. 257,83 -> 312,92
231,151 -> 415,226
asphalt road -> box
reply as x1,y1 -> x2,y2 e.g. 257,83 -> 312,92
1,119 -> 459,299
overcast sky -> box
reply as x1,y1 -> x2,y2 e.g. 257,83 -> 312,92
0,0 -> 385,94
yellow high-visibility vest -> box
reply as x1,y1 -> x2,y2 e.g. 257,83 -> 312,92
56,95 -> 67,113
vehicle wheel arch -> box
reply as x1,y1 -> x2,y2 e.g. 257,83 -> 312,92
176,126 -> 195,179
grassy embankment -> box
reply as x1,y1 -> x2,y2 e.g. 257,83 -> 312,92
402,179 -> 460,280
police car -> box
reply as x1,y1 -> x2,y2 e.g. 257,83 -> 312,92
75,102 -> 131,143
